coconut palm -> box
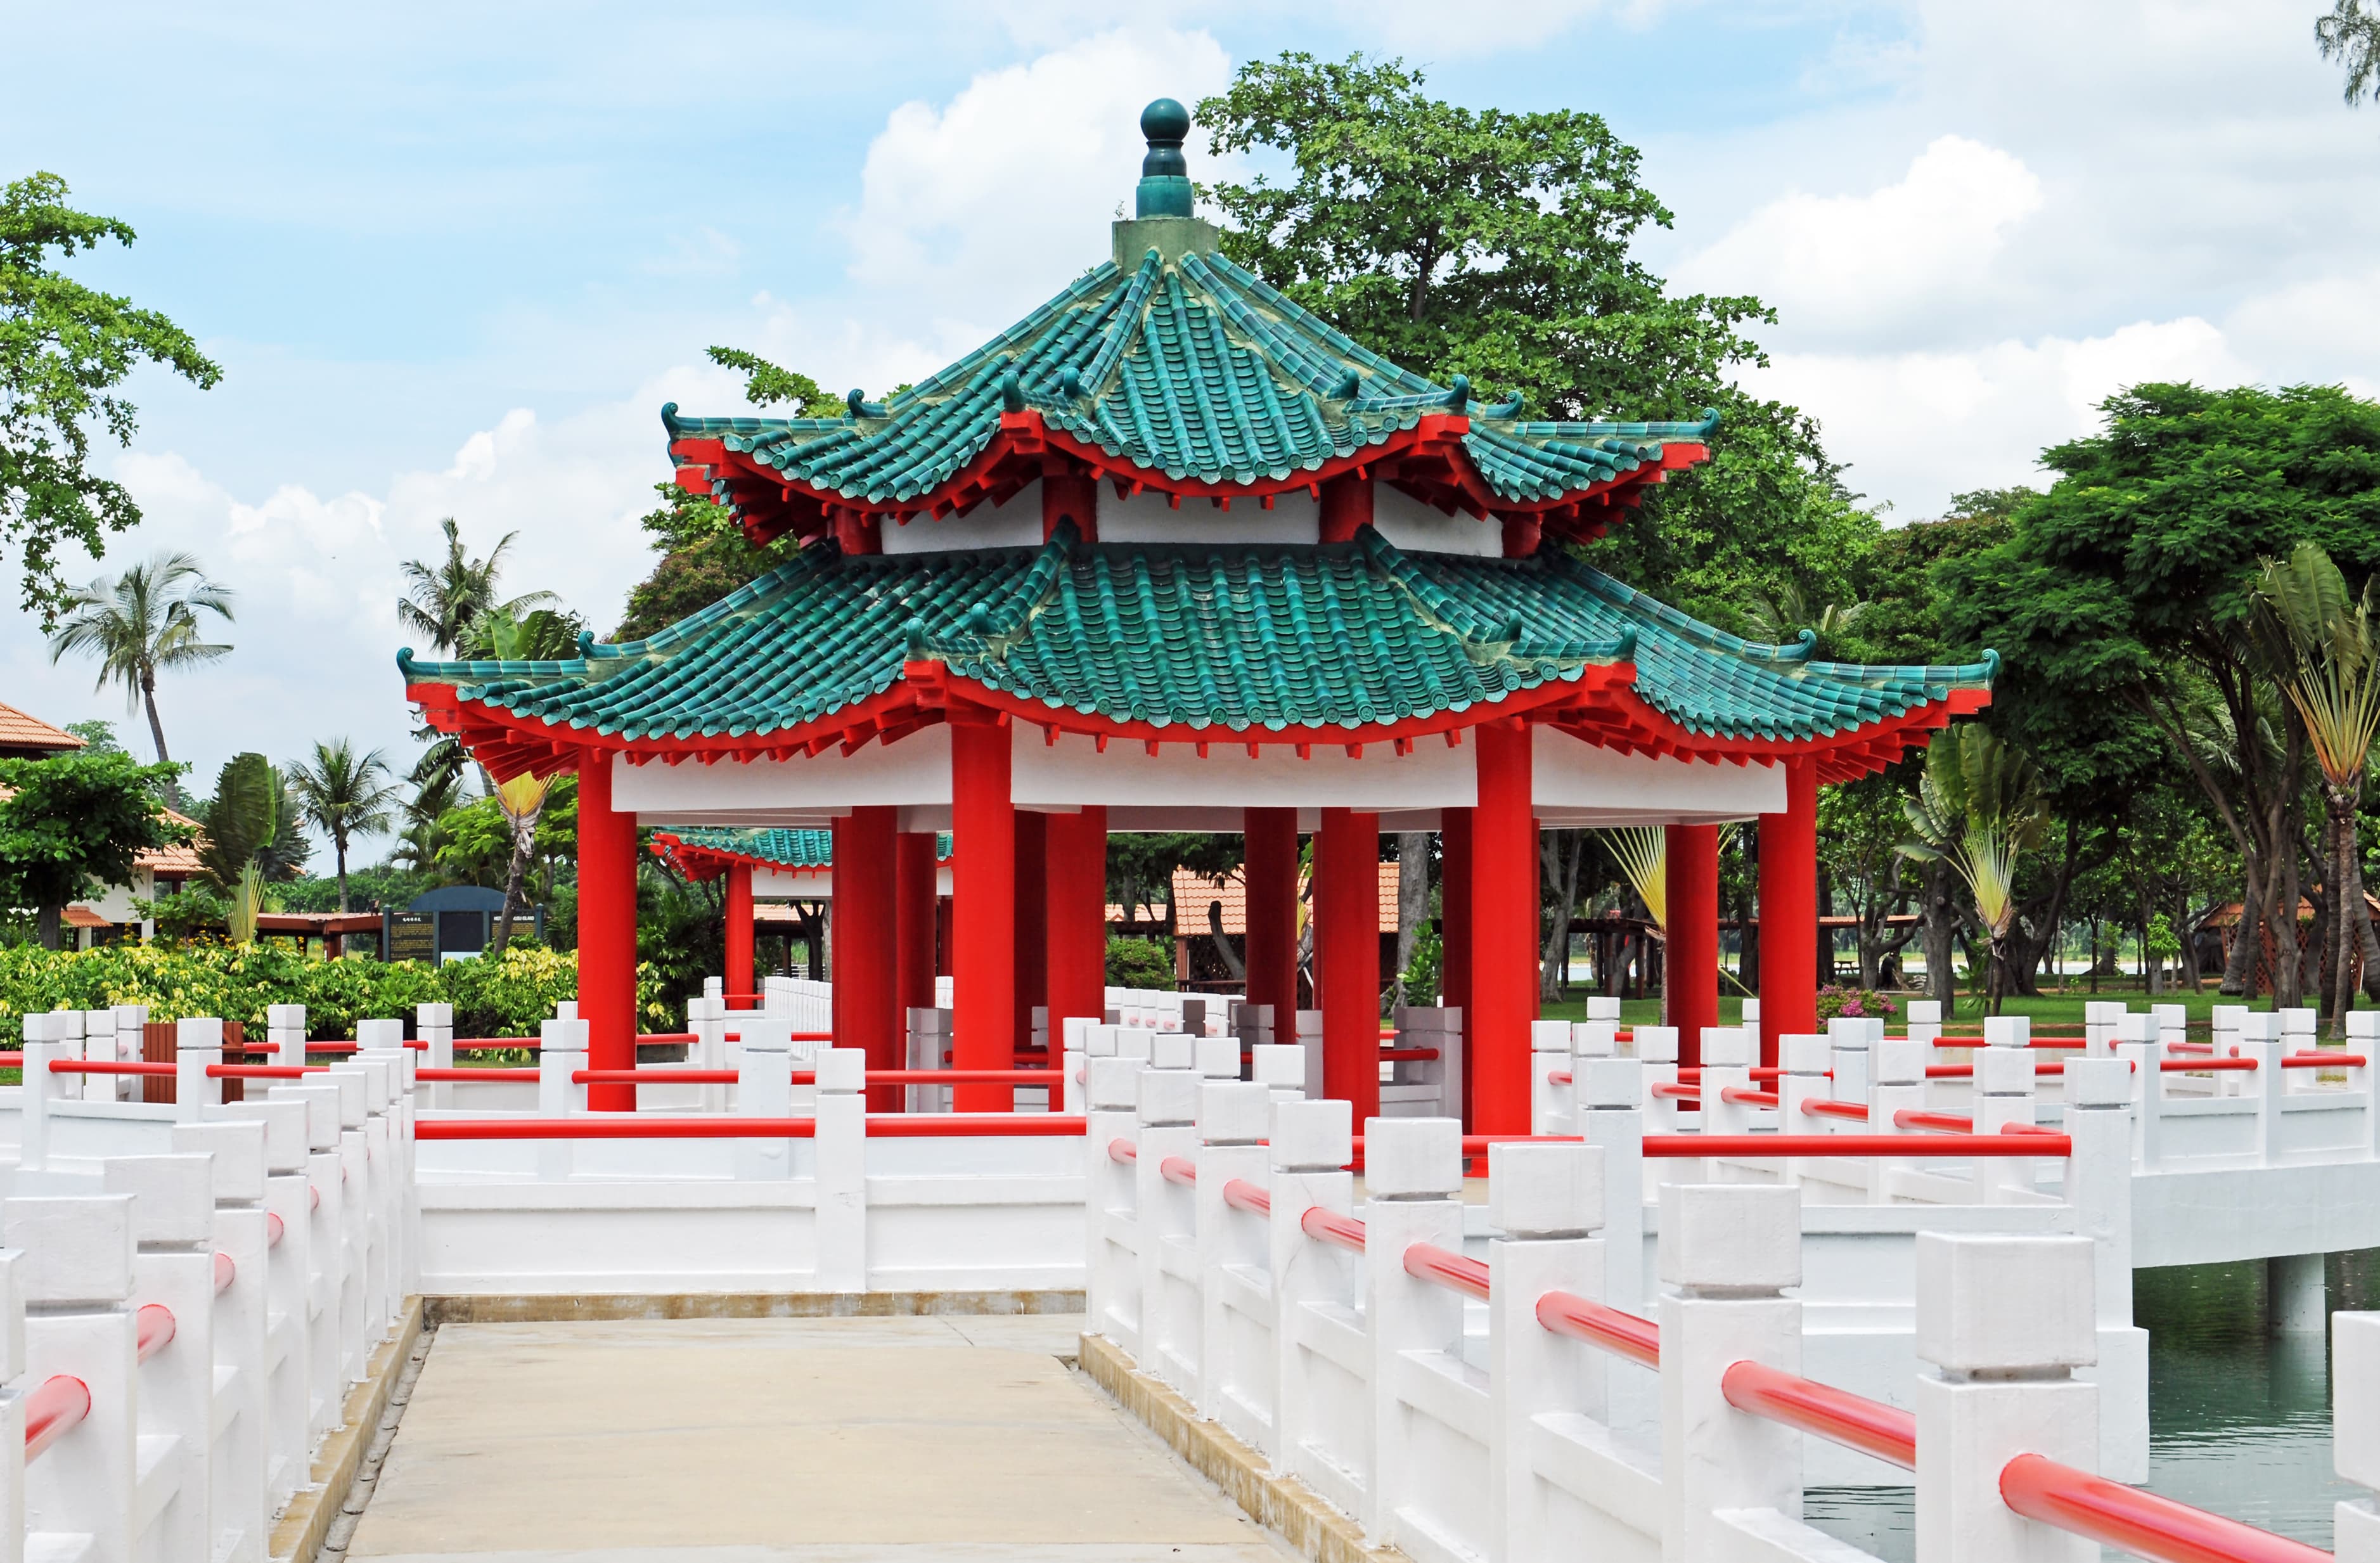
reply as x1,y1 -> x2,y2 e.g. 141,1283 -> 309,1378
46,551 -> 235,790
397,517 -> 555,656
464,607 -> 583,950
2256,541 -> 2380,1036
1897,725 -> 2049,1014
288,740 -> 402,913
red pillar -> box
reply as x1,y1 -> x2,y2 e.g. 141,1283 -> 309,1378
1666,823 -> 1721,1070
832,807 -> 901,1110
1242,808 -> 1301,1036
575,750 -> 639,1110
1318,473 -> 1373,543
725,860 -> 755,1005
1045,806 -> 1109,1043
1471,720 -> 1536,1134
1013,809 -> 1048,1061
1316,807 -> 1381,1122
950,712 -> 1015,1110
895,830 -> 939,1018
1758,759 -> 1820,1069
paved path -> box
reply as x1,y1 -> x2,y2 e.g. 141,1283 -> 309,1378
346,1314 -> 1294,1563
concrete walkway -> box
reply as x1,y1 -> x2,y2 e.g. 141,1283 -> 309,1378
345,1313 -> 1296,1563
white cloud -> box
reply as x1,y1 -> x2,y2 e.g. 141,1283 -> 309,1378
1682,135 -> 2042,347
979,0 -> 1655,53
840,30 -> 1233,316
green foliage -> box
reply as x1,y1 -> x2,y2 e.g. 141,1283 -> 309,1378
195,754 -> 283,892
1398,921 -> 1442,1006
1109,833 -> 1244,921
1105,936 -> 1174,990
0,749 -> 188,945
2319,0 -> 2380,105
615,483 -> 795,640
64,719 -> 121,754
0,174 -> 222,621
637,870 -> 723,1032
0,941 -> 662,1046
704,347 -> 844,416
286,738 -> 401,912
432,778 -> 576,891
396,517 -> 555,657
1814,986 -> 1899,1022
143,884 -> 226,942
273,865 -> 437,915
46,549 -> 234,775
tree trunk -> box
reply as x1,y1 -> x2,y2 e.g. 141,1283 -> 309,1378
1924,858 -> 1959,1009
1394,831 -> 1430,1003
2332,791 -> 2360,1036
1539,831 -> 1582,1004
335,838 -> 351,915
2270,840 -> 2303,1008
2222,858 -> 2266,996
141,672 -> 178,804
490,808 -> 538,956
35,903 -> 62,951
1207,901 -> 1245,981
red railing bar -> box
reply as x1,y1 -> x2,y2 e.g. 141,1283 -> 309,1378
577,1069 -> 740,1085
1108,1138 -> 1137,1164
2284,1052 -> 2366,1067
1932,1039 -> 2085,1050
420,1117 -> 818,1141
799,1070 -> 1058,1085
1645,1134 -> 2069,1158
1379,1047 -> 1441,1062
136,1301 -> 176,1362
209,1064 -> 321,1079
1677,1067 -> 1803,1082
1998,1452 -> 2330,1563
1650,1083 -> 1701,1101
1404,1241 -> 1491,1301
1895,1109 -> 1978,1134
1223,1178 -> 1271,1216
1801,1099 -> 1870,1123
1721,1358 -> 1915,1470
23,1374 -> 90,1463
1720,1087 -> 1780,1108
214,1251 -> 235,1294
296,1043 -> 358,1053
1536,1290 -> 1661,1368
721,1031 -> 835,1043
864,1116 -> 1086,1137
1548,1071 -> 1573,1086
1160,1154 -> 1198,1188
1926,1062 -> 2068,1079
266,1211 -> 284,1248
2163,1057 -> 2256,1072
48,1060 -> 174,1076
1301,1206 -> 1367,1254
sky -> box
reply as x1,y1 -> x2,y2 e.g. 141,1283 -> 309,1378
3,0 -> 2375,855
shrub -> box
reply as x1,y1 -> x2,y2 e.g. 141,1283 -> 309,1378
1814,984 -> 1900,1023
1105,936 -> 1174,991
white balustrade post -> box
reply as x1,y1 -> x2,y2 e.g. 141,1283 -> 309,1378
2114,1013 -> 2162,1169
177,1015 -> 224,1119
1059,1015 -> 1092,1117
356,1022 -> 408,1323
2338,1311 -> 2380,1562
1699,1027 -> 1756,1142
11,1193 -> 138,1560
734,1017 -> 794,1181
1659,1183 -> 1804,1561
1271,1097 -> 1355,1496
813,1047 -> 866,1292
1914,1232 -> 2098,1563
330,1057 -> 392,1337
413,1002 -> 451,1111
1084,1046 -> 1143,1349
219,1097 -> 313,1510
18,1020 -> 62,1171
1365,1117 -> 1465,1551
1250,1043 -> 1306,1106
47,1011 -> 86,1103
0,1247 -> 21,1563
106,1152 -> 217,1560
1194,1079 -> 1270,1427
1975,1046 -> 2038,1203
1136,1035 -> 1201,1393
2352,1012 -> 2380,1163
266,1084 -> 343,1439
1870,1039 -> 1929,1204
1577,1058 -> 1645,1320
1532,1020 -> 1573,1135
686,996 -> 726,1114
81,1010 -> 118,1102
1490,1140 -> 1605,1563
2242,1026 -> 2284,1163
174,1118 -> 272,1562
2082,1000 -> 2121,1059
1777,1034 -> 1831,1185
314,1067 -> 371,1384
1829,1015 -> 1875,1116
1636,1026 -> 1682,1148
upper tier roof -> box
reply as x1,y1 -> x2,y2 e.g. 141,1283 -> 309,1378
652,826 -> 952,877
664,240 -> 1715,546
403,523 -> 1993,783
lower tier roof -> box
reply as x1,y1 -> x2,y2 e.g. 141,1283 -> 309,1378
402,525 -> 1993,783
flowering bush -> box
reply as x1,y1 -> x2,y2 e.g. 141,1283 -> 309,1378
1814,984 -> 1900,1023
0,942 -> 663,1043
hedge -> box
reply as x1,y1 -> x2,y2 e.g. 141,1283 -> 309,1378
0,942 -> 673,1043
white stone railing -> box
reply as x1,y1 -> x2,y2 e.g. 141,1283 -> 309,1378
1087,1043 -> 2372,1563
3,1013 -> 415,1559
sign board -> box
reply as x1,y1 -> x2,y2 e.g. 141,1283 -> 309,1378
384,912 -> 437,963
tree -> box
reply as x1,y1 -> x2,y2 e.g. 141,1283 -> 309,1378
705,346 -> 841,418
1938,383 -> 2380,1004
1,174 -> 222,621
286,739 -> 401,913
463,606 -> 583,949
397,517 -> 554,657
2319,0 -> 2380,106
195,752 -> 309,943
1899,726 -> 2050,1013
2255,541 -> 2380,1032
46,550 -> 234,785
0,749 -> 188,948
1818,770 -> 1923,989
1197,54 -> 1881,631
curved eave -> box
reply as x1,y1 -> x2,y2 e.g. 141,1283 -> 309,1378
407,657 -> 1988,786
648,832 -> 837,883
671,410 -> 1708,550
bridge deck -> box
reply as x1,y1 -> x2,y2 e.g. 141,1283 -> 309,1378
348,1313 -> 1293,1562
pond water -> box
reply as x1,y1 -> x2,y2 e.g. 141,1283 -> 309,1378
1804,1250 -> 2380,1559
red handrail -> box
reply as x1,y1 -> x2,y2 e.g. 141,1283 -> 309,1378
799,1069 -> 1058,1085
1108,1138 -> 1137,1164
214,1251 -> 235,1294
1651,1083 -> 1701,1101
1536,1290 -> 1661,1368
49,1060 -> 174,1076
866,1116 -> 1086,1137
2162,1057 -> 2257,1072
1721,1359 -> 1915,1470
1926,1062 -> 2067,1079
1720,1087 -> 1779,1108
210,1064 -> 321,1079
1801,1099 -> 1869,1123
1932,1039 -> 2085,1050
1548,1071 -> 1573,1086
2284,1051 -> 2367,1067
1999,1452 -> 2331,1563
1223,1178 -> 1271,1216
23,1375 -> 90,1462
1379,1047 -> 1441,1062
577,1069 -> 740,1085
1645,1134 -> 2068,1158
1301,1206 -> 1367,1254
136,1301 -> 176,1362
1404,1241 -> 1490,1301
1160,1155 -> 1197,1187
419,1117 -> 820,1141
1894,1109 -> 1979,1134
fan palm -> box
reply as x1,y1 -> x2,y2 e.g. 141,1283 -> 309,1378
288,740 -> 402,913
2256,542 -> 2380,1036
1742,581 -> 1867,658
466,607 -> 583,950
1898,725 -> 2049,1014
46,551 -> 235,792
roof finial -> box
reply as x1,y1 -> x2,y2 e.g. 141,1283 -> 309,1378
1135,98 -> 1194,219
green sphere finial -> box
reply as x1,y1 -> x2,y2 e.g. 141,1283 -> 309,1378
1135,97 -> 1194,219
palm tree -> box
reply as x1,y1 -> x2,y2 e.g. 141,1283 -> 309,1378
2256,542 -> 2380,1036
1898,725 -> 2049,1014
2318,0 -> 2380,106
288,740 -> 402,913
391,769 -> 467,877
397,517 -> 555,655
465,607 -> 582,950
1742,581 -> 1867,659
47,551 -> 235,792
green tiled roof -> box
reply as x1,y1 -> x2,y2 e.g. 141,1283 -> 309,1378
664,827 -> 951,869
401,525 -> 1993,748
663,245 -> 1716,516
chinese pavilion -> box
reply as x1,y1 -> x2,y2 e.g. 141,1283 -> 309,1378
402,100 -> 1993,1126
